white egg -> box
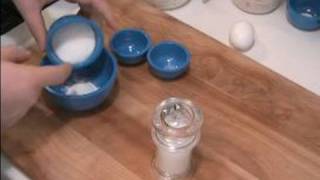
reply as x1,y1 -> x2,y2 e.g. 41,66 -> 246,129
229,21 -> 255,52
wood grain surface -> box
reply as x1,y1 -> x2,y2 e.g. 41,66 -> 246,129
2,0 -> 320,179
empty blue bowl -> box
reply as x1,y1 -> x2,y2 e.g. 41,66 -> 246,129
287,0 -> 320,31
46,15 -> 104,72
110,28 -> 152,65
42,49 -> 118,111
147,41 -> 191,80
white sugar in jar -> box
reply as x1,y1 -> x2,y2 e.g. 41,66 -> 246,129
233,0 -> 283,14
152,97 -> 203,179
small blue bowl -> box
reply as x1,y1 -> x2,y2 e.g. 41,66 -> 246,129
42,49 -> 117,111
147,41 -> 191,80
46,15 -> 104,72
287,0 -> 320,31
110,28 -> 152,65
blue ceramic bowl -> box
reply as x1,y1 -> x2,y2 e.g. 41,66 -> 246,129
287,0 -> 320,31
147,41 -> 191,80
42,49 -> 118,111
110,28 -> 152,65
46,15 -> 104,72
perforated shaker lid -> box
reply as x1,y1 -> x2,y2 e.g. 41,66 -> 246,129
153,97 -> 203,139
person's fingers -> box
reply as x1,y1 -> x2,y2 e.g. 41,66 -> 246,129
13,1 -> 47,51
1,46 -> 31,62
30,64 -> 72,87
23,10 -> 47,51
91,0 -> 117,29
66,0 -> 117,29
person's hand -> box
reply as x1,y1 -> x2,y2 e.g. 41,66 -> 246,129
13,0 -> 116,51
1,46 -> 72,131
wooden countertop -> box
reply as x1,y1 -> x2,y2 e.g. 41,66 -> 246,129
2,0 -> 320,179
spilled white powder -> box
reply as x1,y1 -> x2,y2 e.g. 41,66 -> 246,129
52,23 -> 96,64
65,82 -> 98,96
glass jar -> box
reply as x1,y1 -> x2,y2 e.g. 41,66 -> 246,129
152,97 -> 203,179
233,0 -> 283,14
145,0 -> 191,10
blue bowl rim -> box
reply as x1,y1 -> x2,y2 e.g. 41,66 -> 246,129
109,28 -> 152,58
44,48 -> 118,99
46,15 -> 104,70
287,0 -> 320,30
147,40 -> 191,73
288,0 -> 320,12
287,0 -> 320,19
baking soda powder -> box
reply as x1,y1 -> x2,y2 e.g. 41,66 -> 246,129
52,23 -> 96,64
65,82 -> 98,95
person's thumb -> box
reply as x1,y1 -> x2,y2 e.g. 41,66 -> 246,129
31,64 -> 72,87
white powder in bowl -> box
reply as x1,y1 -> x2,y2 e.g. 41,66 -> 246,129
65,82 -> 98,96
52,23 -> 96,64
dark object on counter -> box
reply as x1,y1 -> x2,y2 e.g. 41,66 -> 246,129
0,0 -> 23,35
0,0 -> 57,35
